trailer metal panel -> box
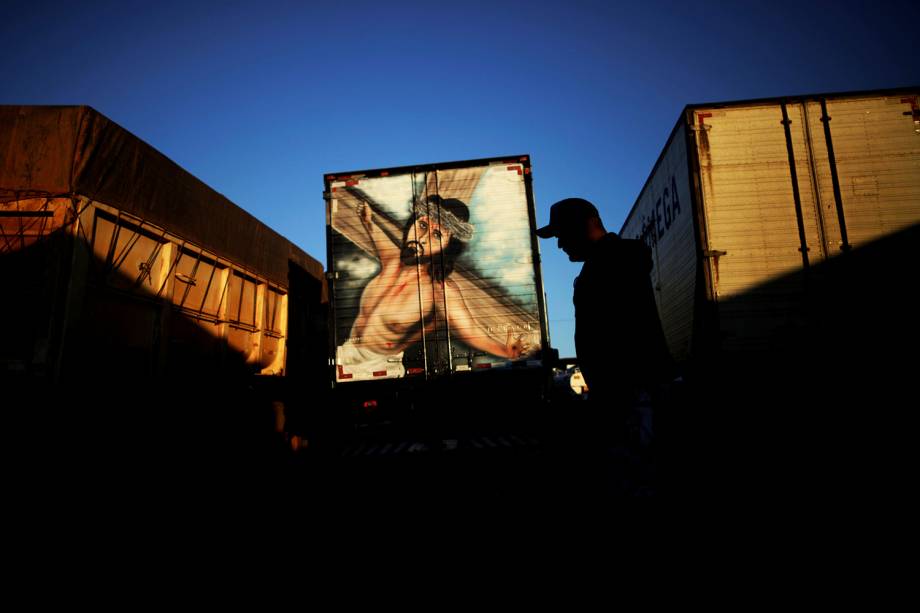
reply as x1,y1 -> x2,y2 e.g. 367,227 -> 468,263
620,87 -> 920,368
621,123 -> 697,363
693,103 -> 824,353
812,95 -> 920,249
326,157 -> 548,383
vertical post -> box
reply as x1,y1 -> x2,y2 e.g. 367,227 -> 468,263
254,282 -> 266,369
433,169 -> 455,375
277,291 -> 289,376
412,172 -> 430,379
215,264 -> 231,370
154,242 -> 176,376
53,198 -> 92,384
781,102 -> 811,271
819,98 -> 851,253
800,102 -> 829,262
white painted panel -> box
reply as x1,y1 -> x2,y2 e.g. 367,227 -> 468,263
622,122 -> 696,362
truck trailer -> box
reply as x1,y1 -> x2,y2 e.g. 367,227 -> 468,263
0,105 -> 327,388
1,106 -> 330,471
620,87 -> 919,406
324,156 -> 553,425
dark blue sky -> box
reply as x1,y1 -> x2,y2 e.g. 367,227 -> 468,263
3,0 -> 916,357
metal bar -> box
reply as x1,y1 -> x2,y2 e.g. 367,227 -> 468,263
0,211 -> 54,217
434,169 -> 455,374
111,227 -> 141,274
70,197 -> 92,246
249,277 -> 258,327
177,250 -> 202,309
327,154 -> 531,185
235,272 -> 245,322
522,155 -> 551,355
781,102 -> 811,271
800,102 -> 828,261
53,197 -> 89,385
105,214 -> 121,272
133,228 -> 169,288
324,181 -> 340,386
268,288 -> 279,332
215,262 -> 231,321
819,98 -> 851,252
17,199 -> 24,251
195,257 -> 218,319
35,198 -> 51,241
414,172 -> 430,379
155,241 -> 185,299
13,198 -> 53,238
0,218 -> 14,253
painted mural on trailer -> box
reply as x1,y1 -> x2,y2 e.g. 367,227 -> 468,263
328,164 -> 542,382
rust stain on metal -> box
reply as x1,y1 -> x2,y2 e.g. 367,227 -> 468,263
697,113 -> 713,158
703,249 -> 727,295
696,113 -> 715,199
901,97 -> 920,133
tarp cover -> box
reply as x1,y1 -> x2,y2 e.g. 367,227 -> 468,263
0,105 -> 323,287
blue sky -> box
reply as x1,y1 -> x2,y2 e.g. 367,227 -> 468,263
3,0 -> 916,358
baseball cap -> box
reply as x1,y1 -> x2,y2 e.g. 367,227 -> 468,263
536,198 -> 599,238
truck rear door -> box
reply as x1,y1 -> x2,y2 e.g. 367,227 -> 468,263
325,156 -> 548,383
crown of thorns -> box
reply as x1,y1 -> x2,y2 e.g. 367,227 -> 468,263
412,198 -> 474,243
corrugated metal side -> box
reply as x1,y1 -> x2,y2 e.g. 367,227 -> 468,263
693,104 -> 824,353
804,95 -> 920,251
621,122 -> 696,363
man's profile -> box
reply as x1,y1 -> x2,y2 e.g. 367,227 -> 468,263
537,197 -> 671,442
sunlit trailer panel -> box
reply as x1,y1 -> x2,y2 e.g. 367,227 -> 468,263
620,88 -> 920,369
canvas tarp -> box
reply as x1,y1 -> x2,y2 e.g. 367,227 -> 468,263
0,105 -> 323,288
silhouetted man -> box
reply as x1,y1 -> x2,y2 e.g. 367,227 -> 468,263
537,198 -> 671,447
